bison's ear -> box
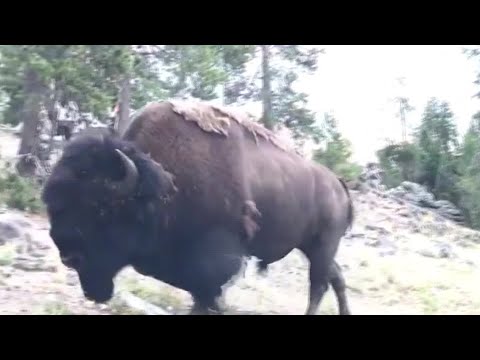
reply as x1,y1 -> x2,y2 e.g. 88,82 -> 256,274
151,162 -> 178,199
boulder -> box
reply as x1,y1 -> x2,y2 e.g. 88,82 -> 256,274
0,213 -> 31,245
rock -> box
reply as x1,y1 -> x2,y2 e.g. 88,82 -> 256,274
398,209 -> 411,218
435,200 -> 455,208
407,220 -> 421,233
358,163 -> 385,191
0,222 -> 22,245
456,240 -> 470,248
434,223 -> 448,236
366,236 -> 397,256
12,257 -> 57,272
383,181 -> 466,224
436,243 -> 454,258
346,232 -> 366,239
66,272 -> 79,286
365,224 -> 391,235
29,250 -> 46,258
366,238 -> 382,247
116,291 -> 171,315
15,243 -> 27,254
401,181 -> 423,193
0,213 -> 32,228
418,249 -> 437,258
418,208 -> 428,216
0,213 -> 32,245
434,214 -> 446,223
418,243 -> 454,259
466,233 -> 480,244
379,247 -> 397,257
0,268 -> 13,278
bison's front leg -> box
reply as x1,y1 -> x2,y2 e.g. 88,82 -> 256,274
183,227 -> 247,315
189,294 -> 223,315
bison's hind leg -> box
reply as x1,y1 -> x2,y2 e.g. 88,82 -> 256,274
255,259 -> 269,277
329,261 -> 351,315
184,227 -> 247,315
301,230 -> 348,315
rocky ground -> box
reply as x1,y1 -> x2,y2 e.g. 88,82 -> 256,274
2,129 -> 480,315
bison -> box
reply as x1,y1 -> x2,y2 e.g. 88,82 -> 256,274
41,100 -> 354,315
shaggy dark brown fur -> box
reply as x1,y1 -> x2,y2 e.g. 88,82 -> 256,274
168,99 -> 294,153
123,101 -> 268,245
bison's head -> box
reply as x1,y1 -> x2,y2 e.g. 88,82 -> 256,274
42,134 -> 177,303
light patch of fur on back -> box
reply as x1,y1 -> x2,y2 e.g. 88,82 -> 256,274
168,99 -> 294,153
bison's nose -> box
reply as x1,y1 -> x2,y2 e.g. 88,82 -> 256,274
60,253 -> 84,269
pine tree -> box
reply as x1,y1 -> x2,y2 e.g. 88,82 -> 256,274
313,113 -> 361,181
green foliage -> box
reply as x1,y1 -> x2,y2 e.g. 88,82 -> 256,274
0,90 -> 7,123
0,45 -> 131,125
190,45 -> 324,146
156,45 -> 230,101
130,45 -> 323,146
129,45 -> 255,108
377,98 -> 460,198
0,45 -> 322,147
376,98 -> 480,225
456,121 -> 480,228
260,46 -> 323,145
313,113 -> 361,181
414,98 -> 459,202
376,143 -> 419,188
0,169 -> 43,213
130,53 -> 169,109
271,70 -> 322,145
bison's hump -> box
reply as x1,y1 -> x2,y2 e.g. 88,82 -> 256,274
165,99 -> 294,153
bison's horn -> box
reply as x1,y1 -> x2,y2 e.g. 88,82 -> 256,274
108,149 -> 139,197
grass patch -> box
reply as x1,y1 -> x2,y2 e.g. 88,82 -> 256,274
343,244 -> 480,314
417,287 -> 439,314
0,170 -> 43,213
318,294 -> 337,315
0,244 -> 15,266
42,301 -> 72,315
109,297 -> 146,315
118,277 -> 183,309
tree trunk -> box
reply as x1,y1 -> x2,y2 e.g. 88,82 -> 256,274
117,73 -> 131,135
16,68 -> 46,177
261,45 -> 274,130
45,87 -> 61,159
400,99 -> 406,143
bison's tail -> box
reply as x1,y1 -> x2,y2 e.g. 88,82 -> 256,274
338,177 -> 354,231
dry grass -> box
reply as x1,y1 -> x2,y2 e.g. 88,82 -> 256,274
118,276 -> 183,309
337,241 -> 480,315
109,297 -> 145,315
41,301 -> 72,315
109,268 -> 188,314
0,244 -> 15,266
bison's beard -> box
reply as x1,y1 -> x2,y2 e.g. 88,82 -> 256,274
78,269 -> 115,303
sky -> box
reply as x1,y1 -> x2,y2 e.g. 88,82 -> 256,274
301,45 -> 480,164
238,45 -> 480,165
